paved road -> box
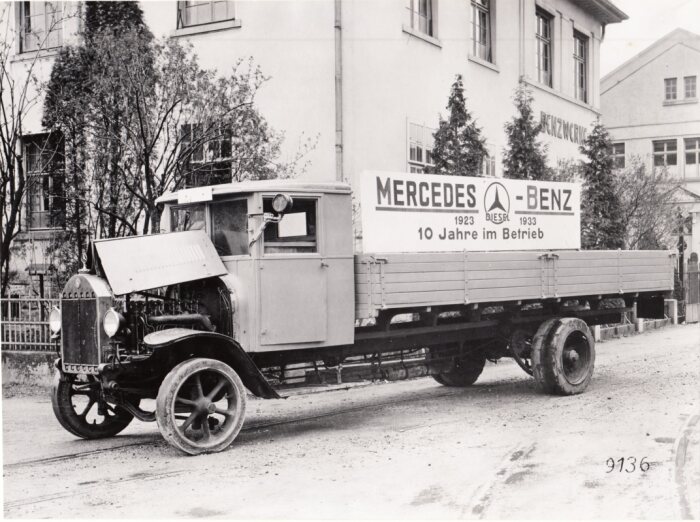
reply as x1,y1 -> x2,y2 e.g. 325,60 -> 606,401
3,323 -> 699,518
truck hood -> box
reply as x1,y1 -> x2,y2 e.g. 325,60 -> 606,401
94,231 -> 227,295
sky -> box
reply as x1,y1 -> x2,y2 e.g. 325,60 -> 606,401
600,0 -> 700,76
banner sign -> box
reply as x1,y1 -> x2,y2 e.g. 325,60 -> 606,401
360,171 -> 581,253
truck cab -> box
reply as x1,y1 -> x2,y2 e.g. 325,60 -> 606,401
156,180 -> 355,351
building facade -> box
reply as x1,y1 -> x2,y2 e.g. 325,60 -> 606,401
601,28 -> 700,263
5,0 -> 626,297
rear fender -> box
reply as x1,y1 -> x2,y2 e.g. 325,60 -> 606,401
143,328 -> 280,399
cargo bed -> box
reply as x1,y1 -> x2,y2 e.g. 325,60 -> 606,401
354,250 -> 674,319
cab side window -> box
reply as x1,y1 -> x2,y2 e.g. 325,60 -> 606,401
263,197 -> 317,254
210,199 -> 249,256
170,204 -> 206,232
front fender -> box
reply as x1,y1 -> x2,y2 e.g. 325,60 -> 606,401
143,328 -> 280,399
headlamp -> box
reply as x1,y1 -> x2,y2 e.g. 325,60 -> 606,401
103,308 -> 124,338
49,307 -> 62,334
271,193 -> 293,214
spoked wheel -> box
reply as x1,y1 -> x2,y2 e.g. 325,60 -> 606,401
532,317 -> 595,395
156,358 -> 247,455
51,372 -> 134,439
509,329 -> 534,376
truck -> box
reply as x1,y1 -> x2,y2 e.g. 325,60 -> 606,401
48,176 -> 675,454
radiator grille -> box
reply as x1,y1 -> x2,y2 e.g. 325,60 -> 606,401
62,299 -> 99,366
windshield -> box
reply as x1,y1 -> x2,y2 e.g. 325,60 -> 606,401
169,200 -> 249,256
170,204 -> 205,232
211,199 -> 249,256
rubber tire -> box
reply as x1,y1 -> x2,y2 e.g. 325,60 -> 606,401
532,317 -> 595,395
156,358 -> 247,455
51,373 -> 134,439
430,347 -> 486,387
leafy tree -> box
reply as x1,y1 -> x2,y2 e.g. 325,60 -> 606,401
83,1 -> 152,38
42,46 -> 91,276
41,7 -> 314,284
615,158 -> 680,250
550,158 -> 582,183
579,120 -> 625,249
42,2 -> 155,279
503,82 -> 551,180
428,75 -> 487,176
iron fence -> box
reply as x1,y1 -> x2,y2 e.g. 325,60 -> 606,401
0,298 -> 59,352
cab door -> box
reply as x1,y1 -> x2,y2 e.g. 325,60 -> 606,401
257,196 -> 328,345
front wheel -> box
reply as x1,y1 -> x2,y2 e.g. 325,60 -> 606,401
532,317 -> 595,395
156,358 -> 247,455
51,373 -> 134,439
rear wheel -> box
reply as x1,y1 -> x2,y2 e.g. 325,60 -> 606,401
430,344 -> 486,387
156,358 -> 247,455
532,317 -> 595,395
51,373 -> 134,439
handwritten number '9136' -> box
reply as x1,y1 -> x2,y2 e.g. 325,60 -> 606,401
605,457 -> 650,473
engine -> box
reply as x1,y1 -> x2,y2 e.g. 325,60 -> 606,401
55,273 -> 233,374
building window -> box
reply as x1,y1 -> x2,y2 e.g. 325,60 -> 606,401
664,78 -> 677,101
408,123 -> 435,173
685,76 -> 697,99
471,0 -> 492,62
685,137 -> 700,166
653,139 -> 677,167
573,31 -> 588,103
481,154 -> 496,176
24,134 -> 65,230
18,1 -> 63,53
406,0 -> 434,37
535,9 -> 552,87
177,1 -> 235,29
612,142 -> 625,169
180,123 -> 232,187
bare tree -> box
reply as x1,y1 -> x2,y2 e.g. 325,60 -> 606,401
0,4 -> 70,295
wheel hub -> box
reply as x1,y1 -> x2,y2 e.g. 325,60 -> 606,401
565,349 -> 580,364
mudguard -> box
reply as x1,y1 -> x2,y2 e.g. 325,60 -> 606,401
143,328 -> 281,399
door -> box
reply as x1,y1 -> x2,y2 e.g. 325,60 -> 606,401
258,196 -> 328,345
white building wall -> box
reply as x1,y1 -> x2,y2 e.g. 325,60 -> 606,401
5,0 -> 619,295
601,30 -> 700,259
340,0 -> 605,185
10,0 -> 613,185
142,1 -> 338,182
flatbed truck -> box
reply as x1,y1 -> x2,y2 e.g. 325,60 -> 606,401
49,178 -> 674,454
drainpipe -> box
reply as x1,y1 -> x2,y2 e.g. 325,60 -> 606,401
518,0 -> 525,78
334,0 -> 344,182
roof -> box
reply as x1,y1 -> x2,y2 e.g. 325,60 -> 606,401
155,179 -> 352,205
676,185 -> 700,202
575,0 -> 628,25
602,28 -> 700,94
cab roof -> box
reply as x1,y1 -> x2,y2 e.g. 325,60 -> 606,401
155,179 -> 352,205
